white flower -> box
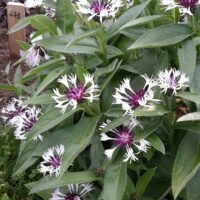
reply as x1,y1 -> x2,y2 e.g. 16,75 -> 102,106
39,145 -> 64,177
52,74 -> 100,113
160,0 -> 200,15
1,98 -> 28,125
126,0 -> 133,8
26,45 -> 50,67
100,118 -> 150,162
113,75 -> 159,113
75,0 -> 123,23
14,106 -> 42,140
24,0 -> 43,8
50,183 -> 94,200
157,68 -> 189,95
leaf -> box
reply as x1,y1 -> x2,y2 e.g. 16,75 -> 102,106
0,84 -> 18,93
186,169 -> 200,200
106,0 -> 151,39
24,93 -> 55,105
30,15 -> 57,35
136,168 -> 156,199
177,112 -> 200,122
128,24 -> 193,49
56,0 -> 75,33
172,133 -> 200,199
30,171 -> 100,194
175,121 -> 200,133
177,91 -> 200,104
134,105 -> 169,117
101,155 -> 127,200
21,59 -> 65,82
60,116 -> 100,176
178,40 -> 196,83
8,16 -> 32,34
147,134 -> 165,154
34,65 -> 67,96
120,15 -> 172,31
25,108 -> 82,144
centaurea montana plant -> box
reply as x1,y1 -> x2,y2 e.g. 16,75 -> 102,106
2,0 -> 200,199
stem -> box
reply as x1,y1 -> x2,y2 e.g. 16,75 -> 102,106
158,187 -> 171,200
191,15 -> 197,33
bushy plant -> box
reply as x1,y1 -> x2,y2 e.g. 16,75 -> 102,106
1,0 -> 200,199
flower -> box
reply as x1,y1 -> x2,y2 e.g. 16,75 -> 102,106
157,68 -> 189,95
100,118 -> 150,162
113,75 -> 159,113
52,74 -> 100,113
24,0 -> 43,8
160,0 -> 200,15
126,0 -> 133,8
75,0 -> 123,23
50,183 -> 94,200
1,98 -> 28,125
26,45 -> 50,67
14,106 -> 42,140
39,144 -> 64,177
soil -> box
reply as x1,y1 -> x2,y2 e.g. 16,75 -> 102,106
0,28 -> 29,111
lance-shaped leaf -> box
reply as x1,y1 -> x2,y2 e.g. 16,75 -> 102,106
128,24 -> 193,49
60,115 -> 100,175
172,133 -> 200,199
100,155 -> 127,200
29,171 -> 100,194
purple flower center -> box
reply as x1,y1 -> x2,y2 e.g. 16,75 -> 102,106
115,127 -> 134,147
23,117 -> 36,132
128,89 -> 145,108
179,0 -> 198,8
8,108 -> 27,119
168,73 -> 177,89
65,192 -> 81,200
66,84 -> 85,101
90,1 -> 110,15
49,155 -> 61,169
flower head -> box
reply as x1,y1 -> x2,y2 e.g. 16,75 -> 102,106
1,98 -> 28,125
26,44 -> 49,67
52,74 -> 100,113
24,0 -> 43,8
126,0 -> 133,8
50,183 -> 94,200
113,75 -> 159,113
157,68 -> 189,95
75,0 -> 123,23
160,0 -> 200,15
14,106 -> 42,140
39,144 -> 64,177
100,118 -> 150,162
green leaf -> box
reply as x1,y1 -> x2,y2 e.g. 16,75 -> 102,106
16,40 -> 31,51
178,40 -> 196,83
177,91 -> 200,104
60,116 -> 100,176
21,59 -> 65,82
25,108 -> 82,144
76,65 -> 88,82
134,105 -> 169,117
30,15 -> 57,35
177,112 -> 200,122
8,16 -> 32,34
186,169 -> 200,200
30,171 -> 100,194
120,15 -> 172,31
175,121 -> 200,133
56,0 -> 75,33
136,168 -> 156,199
101,155 -> 127,200
172,133 -> 200,199
106,0 -> 151,39
34,65 -> 67,96
24,93 -> 55,105
0,84 -> 18,93
128,24 -> 193,49
147,134 -> 165,154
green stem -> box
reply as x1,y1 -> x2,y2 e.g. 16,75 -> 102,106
191,15 -> 197,33
158,187 -> 171,200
